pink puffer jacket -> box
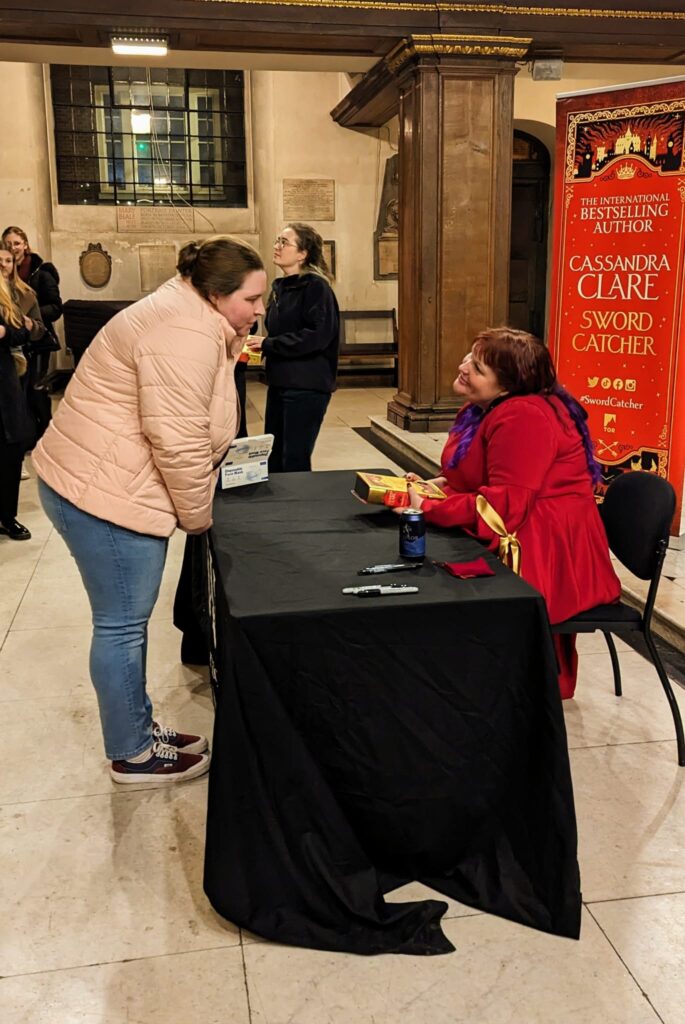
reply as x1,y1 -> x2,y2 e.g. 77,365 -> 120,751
33,276 -> 240,537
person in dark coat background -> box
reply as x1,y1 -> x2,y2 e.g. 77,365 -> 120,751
247,222 -> 339,472
0,282 -> 33,540
3,226 -> 63,442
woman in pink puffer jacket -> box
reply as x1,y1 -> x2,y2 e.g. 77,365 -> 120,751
33,237 -> 266,785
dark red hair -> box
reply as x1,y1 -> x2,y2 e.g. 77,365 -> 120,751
471,327 -> 556,396
451,326 -> 601,484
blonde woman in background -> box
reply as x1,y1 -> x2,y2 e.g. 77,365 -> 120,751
3,226 -> 62,443
0,245 -> 46,346
0,275 -> 32,539
0,245 -> 45,481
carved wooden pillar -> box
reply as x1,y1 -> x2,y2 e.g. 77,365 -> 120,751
385,36 -> 529,431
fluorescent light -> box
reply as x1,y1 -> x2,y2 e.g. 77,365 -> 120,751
131,111 -> 151,134
111,37 -> 168,57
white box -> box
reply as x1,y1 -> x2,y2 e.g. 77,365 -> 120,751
218,433 -> 274,490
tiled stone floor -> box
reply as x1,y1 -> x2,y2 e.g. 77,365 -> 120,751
1,383 -> 683,1023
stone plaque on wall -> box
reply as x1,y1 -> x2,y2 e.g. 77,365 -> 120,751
374,154 -> 399,281
323,240 -> 336,279
139,244 -> 178,293
79,242 -> 112,288
117,206 -> 196,234
283,179 -> 335,221
377,238 -> 398,278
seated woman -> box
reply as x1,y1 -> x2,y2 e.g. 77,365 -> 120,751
406,326 -> 621,699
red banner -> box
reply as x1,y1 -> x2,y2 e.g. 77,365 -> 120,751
548,77 -> 685,530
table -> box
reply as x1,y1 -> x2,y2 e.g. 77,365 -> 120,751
199,470 -> 581,955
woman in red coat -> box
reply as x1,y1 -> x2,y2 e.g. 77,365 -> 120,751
406,327 -> 620,699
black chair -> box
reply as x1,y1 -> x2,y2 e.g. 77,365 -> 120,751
553,471 -> 685,767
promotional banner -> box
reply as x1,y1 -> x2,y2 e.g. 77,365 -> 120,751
549,77 -> 685,530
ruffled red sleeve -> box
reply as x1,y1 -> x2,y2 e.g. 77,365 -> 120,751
420,402 -> 558,546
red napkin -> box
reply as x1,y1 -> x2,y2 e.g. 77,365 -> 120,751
435,557 -> 496,579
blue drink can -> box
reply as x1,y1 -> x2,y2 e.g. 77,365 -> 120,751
399,508 -> 426,561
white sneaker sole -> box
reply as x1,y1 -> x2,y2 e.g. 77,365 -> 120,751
110,753 -> 210,785
175,737 -> 209,755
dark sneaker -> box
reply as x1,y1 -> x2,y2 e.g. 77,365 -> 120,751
152,721 -> 208,755
0,519 -> 31,541
110,740 -> 210,785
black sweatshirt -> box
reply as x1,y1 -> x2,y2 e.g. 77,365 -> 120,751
263,272 -> 340,394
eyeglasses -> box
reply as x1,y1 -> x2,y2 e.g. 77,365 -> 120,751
274,237 -> 297,249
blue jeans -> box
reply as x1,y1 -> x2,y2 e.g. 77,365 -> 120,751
264,387 -> 331,472
38,480 -> 168,760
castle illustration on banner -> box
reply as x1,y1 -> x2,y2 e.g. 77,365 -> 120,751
573,112 -> 684,178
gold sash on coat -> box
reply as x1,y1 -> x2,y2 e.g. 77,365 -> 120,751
475,495 -> 521,575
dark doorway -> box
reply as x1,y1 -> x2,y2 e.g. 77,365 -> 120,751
509,130 -> 550,338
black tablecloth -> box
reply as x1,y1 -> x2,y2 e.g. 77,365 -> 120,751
200,470 -> 581,955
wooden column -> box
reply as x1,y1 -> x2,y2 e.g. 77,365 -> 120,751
384,37 -> 529,431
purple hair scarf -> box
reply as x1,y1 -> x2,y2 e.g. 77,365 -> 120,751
447,389 -> 602,485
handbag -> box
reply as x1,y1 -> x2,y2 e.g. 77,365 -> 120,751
31,326 -> 61,355
475,494 -> 521,575
11,350 -> 28,377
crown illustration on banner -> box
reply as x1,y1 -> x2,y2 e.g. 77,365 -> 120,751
616,163 -> 637,180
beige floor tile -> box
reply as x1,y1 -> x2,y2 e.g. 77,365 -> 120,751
571,740 -> 685,902
0,946 -> 250,1024
385,881 -> 483,921
0,619 -> 207,703
11,572 -> 93,630
575,632 -> 632,656
12,546 -> 183,631
0,580 -> 31,635
0,681 -> 214,804
244,909 -> 658,1024
589,893 -> 685,1024
0,550 -> 36,590
0,785 -> 237,976
28,528 -> 81,580
566,650 -> 685,749
312,427 -> 401,473
662,545 -> 685,577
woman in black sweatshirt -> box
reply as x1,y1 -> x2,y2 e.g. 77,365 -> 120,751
248,223 -> 339,472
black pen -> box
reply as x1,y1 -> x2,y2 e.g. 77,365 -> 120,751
342,584 -> 419,597
358,563 -> 422,576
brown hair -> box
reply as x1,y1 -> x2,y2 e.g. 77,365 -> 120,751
2,226 -> 30,252
177,235 -> 264,299
472,327 -> 556,395
286,223 -> 332,282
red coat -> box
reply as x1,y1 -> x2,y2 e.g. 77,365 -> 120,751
420,394 -> 621,625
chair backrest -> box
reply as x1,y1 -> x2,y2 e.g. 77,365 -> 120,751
600,471 -> 675,580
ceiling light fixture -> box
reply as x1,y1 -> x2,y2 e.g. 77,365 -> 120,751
111,36 -> 168,57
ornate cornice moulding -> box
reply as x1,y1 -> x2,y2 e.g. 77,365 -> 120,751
385,33 -> 532,72
198,0 -> 685,20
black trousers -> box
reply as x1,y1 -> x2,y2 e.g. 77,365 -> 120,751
24,352 -> 52,447
264,387 -> 330,473
0,439 -> 24,525
235,362 -> 248,439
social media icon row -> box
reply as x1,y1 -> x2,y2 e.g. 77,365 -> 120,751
587,376 -> 637,392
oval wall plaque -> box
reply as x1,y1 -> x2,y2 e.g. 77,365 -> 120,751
79,242 -> 112,288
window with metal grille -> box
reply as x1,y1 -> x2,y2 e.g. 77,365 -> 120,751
50,65 -> 248,207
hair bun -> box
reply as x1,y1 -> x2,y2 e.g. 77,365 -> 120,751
177,240 -> 202,277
